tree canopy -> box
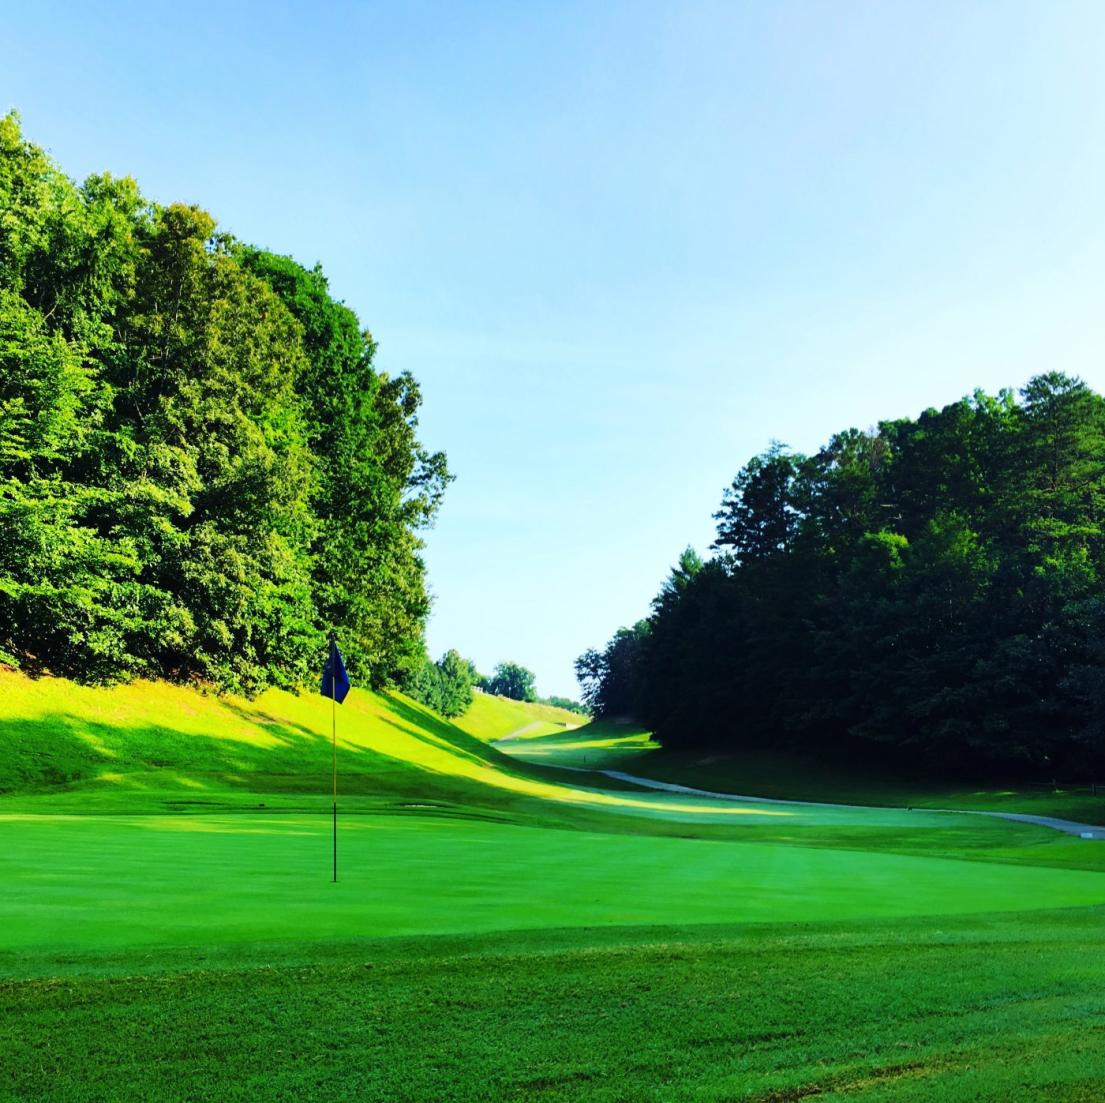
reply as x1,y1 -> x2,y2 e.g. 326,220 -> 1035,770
404,648 -> 475,718
0,113 -> 449,692
579,375 -> 1105,777
485,661 -> 537,702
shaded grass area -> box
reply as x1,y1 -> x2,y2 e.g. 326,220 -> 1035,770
15,672 -> 1048,847
521,720 -> 1105,824
11,671 -> 1101,871
5,911 -> 1105,1102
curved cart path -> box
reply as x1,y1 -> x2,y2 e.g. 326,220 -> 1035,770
498,722 -> 548,741
510,755 -> 1105,840
602,769 -> 1105,839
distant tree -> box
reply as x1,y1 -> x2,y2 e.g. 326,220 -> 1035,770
575,619 -> 650,719
462,656 -> 486,688
403,647 -> 473,718
713,442 -> 801,560
437,649 -> 474,717
405,658 -> 444,714
573,649 -> 604,713
486,661 -> 537,702
540,695 -> 589,716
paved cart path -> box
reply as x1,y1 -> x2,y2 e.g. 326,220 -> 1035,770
499,722 -> 548,741
501,751 -> 1105,840
600,768 -> 1105,839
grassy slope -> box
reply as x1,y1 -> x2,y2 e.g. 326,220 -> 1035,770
451,690 -> 584,742
5,672 -> 1105,1100
4,669 -> 1098,866
0,671 -> 631,821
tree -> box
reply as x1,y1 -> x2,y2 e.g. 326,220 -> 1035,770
539,695 -> 588,715
437,649 -> 474,717
486,661 -> 537,702
578,373 -> 1105,777
405,658 -> 444,714
403,648 -> 474,718
574,620 -> 650,718
238,248 -> 451,687
0,114 -> 160,679
713,443 -> 801,560
0,113 -> 450,692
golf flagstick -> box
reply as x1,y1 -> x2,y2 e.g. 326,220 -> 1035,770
320,633 -> 350,882
332,690 -> 337,883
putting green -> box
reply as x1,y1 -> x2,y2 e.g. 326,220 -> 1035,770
3,812 -> 1105,965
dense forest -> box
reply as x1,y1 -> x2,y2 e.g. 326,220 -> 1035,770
0,114 -> 449,693
579,375 -> 1105,776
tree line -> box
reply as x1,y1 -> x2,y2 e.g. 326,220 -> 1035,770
404,654 -> 587,717
0,113 -> 449,693
578,374 -> 1105,777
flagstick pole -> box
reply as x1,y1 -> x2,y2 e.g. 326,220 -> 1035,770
332,689 -> 338,883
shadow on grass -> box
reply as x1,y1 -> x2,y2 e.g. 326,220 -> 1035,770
0,696 -> 576,825
381,695 -> 519,764
219,700 -> 326,747
0,708 -> 373,799
376,699 -> 577,784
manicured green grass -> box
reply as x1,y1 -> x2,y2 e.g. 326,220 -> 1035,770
501,718 -> 658,768
6,812 -> 1105,967
6,912 -> 1105,1102
5,671 -> 1105,1100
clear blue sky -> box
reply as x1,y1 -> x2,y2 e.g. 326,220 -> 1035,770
7,2 -> 1105,697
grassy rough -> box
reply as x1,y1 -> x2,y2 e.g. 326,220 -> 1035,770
451,691 -> 584,743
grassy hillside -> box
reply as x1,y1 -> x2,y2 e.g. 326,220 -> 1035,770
498,717 -> 657,766
0,670 -> 606,820
451,690 -> 584,742
3,669 -> 1088,859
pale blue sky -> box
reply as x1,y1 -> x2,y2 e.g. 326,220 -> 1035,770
6,2 -> 1105,696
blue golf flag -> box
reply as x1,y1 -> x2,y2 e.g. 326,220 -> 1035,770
320,635 -> 351,704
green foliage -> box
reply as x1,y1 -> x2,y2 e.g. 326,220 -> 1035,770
713,441 -> 799,559
0,113 -> 448,691
235,248 -> 451,686
581,375 -> 1105,775
485,660 -> 537,702
403,648 -> 474,718
575,619 -> 650,718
